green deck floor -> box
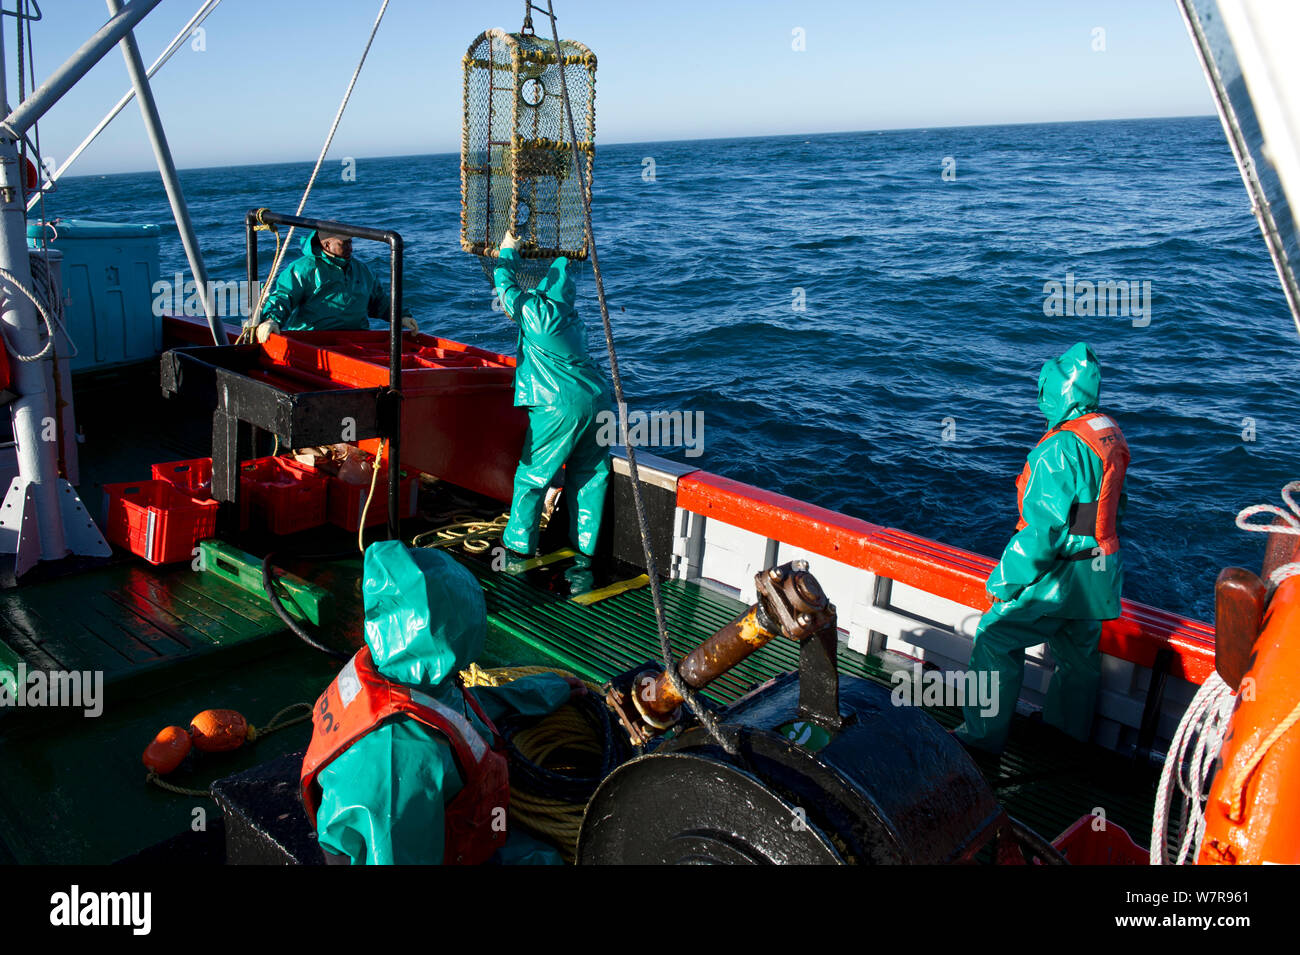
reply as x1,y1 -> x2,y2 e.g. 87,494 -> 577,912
467,556 -> 1162,850
0,542 -> 1160,863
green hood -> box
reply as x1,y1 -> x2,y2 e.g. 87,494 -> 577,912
1037,341 -> 1101,429
299,229 -> 346,268
536,255 -> 575,308
361,542 -> 485,689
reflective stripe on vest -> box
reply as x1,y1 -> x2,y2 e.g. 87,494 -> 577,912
1015,411 -> 1129,555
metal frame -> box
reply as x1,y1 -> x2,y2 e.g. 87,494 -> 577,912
240,209 -> 405,540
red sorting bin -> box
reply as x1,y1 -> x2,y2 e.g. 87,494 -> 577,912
1046,815 -> 1148,865
103,480 -> 219,564
327,468 -> 418,531
151,457 -> 213,499
240,456 -> 329,535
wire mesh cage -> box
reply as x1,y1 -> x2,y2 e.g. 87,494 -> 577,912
462,28 -> 596,286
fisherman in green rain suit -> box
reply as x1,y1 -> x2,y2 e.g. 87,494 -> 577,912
493,231 -> 612,558
254,229 -> 416,338
309,542 -> 580,864
955,342 -> 1128,755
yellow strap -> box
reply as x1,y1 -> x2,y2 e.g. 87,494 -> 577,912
509,547 -> 576,572
570,573 -> 650,606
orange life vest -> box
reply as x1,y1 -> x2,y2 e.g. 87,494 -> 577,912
300,646 -> 510,865
1015,412 -> 1129,555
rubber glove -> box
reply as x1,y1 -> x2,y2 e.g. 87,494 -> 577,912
401,315 -> 419,332
255,320 -> 281,343
501,230 -> 520,252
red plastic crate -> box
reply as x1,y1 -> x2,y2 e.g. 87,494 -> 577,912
240,456 -> 328,535
1046,815 -> 1148,865
327,468 -> 418,531
103,480 -> 219,565
151,457 -> 213,499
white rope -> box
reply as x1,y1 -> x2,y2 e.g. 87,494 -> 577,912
249,0 -> 390,326
27,253 -> 76,359
0,265 -> 60,362
1151,670 -> 1235,864
1235,480 -> 1300,588
1151,481 -> 1300,863
1235,480 -> 1300,535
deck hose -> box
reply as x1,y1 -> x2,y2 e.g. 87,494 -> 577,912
261,552 -> 350,662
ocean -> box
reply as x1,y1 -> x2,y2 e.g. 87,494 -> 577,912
44,115 -> 1300,621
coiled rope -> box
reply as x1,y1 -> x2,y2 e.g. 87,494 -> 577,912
1150,670 -> 1235,864
1152,481 -> 1300,862
0,264 -> 64,362
411,513 -> 510,553
460,663 -> 616,862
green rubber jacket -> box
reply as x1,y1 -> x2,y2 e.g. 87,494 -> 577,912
493,248 -> 609,409
259,230 -> 388,332
314,542 -> 571,865
985,342 -> 1127,620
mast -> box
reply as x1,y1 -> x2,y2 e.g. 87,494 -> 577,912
0,0 -> 165,578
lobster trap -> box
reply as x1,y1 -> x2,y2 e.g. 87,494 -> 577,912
461,27 -> 596,280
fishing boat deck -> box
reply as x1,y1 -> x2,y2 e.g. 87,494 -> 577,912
0,360 -> 1161,864
0,541 -> 1161,863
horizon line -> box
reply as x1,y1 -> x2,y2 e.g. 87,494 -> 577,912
56,112 -> 1217,181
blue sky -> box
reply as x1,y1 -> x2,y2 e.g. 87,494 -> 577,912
12,0 -> 1214,175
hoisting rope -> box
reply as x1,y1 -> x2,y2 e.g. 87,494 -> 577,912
1152,480 -> 1300,861
542,0 -> 737,754
145,703 -> 314,798
247,0 -> 390,331
460,663 -> 614,862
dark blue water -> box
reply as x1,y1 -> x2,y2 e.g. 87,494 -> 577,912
45,116 -> 1300,621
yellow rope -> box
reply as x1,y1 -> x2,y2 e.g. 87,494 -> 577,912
459,664 -> 604,862
411,513 -> 510,554
1226,696 -> 1300,823
241,210 -> 283,342
357,440 -> 388,554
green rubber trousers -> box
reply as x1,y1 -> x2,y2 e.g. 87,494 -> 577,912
503,402 -> 611,557
955,599 -> 1103,754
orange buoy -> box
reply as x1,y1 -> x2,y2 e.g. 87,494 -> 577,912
189,709 -> 249,753
142,725 -> 193,775
1199,574 -> 1300,864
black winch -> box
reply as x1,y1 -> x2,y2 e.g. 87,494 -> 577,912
581,561 -> 1063,865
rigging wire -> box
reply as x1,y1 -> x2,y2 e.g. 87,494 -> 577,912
542,0 -> 737,754
249,0 -> 390,328
26,0 -> 222,211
